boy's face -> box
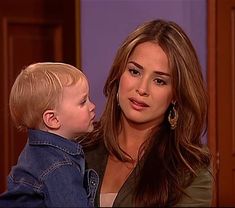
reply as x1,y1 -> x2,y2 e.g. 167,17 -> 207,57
55,78 -> 96,139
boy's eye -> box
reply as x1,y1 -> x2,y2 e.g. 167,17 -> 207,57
154,78 -> 166,86
80,99 -> 87,105
128,68 -> 140,77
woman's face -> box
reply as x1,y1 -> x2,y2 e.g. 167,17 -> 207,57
118,41 -> 173,128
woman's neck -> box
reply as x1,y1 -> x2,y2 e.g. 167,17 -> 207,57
118,116 -> 156,160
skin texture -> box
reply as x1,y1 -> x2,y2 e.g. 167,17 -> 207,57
51,79 -> 96,139
118,42 -> 173,128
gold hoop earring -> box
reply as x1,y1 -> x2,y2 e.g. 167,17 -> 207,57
168,103 -> 178,130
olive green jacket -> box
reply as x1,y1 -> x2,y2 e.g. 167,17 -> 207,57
85,142 -> 213,207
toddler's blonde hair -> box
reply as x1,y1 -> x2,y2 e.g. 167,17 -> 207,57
9,62 -> 86,130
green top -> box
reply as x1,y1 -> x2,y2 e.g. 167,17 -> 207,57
85,142 -> 213,207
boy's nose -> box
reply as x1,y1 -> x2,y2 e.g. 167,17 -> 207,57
90,101 -> 95,111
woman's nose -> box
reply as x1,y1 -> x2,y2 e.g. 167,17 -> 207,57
136,88 -> 149,96
136,79 -> 149,96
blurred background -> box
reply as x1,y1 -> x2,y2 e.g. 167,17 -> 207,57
0,0 -> 234,206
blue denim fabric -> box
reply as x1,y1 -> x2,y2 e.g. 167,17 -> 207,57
0,129 -> 98,207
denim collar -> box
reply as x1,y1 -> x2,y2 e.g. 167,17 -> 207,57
28,129 -> 83,156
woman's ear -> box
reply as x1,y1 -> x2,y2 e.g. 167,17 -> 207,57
43,110 -> 60,129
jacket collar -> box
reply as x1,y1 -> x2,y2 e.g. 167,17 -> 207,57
28,129 -> 83,156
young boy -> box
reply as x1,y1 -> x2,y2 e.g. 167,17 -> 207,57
0,62 -> 98,207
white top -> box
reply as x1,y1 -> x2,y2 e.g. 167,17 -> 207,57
100,193 -> 118,207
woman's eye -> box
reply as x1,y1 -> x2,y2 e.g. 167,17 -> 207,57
129,68 -> 140,77
154,78 -> 166,85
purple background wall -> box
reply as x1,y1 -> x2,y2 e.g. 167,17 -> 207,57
80,0 -> 207,119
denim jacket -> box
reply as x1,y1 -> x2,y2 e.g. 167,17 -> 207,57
0,129 -> 98,207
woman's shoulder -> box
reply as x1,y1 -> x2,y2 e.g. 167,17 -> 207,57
176,168 -> 213,207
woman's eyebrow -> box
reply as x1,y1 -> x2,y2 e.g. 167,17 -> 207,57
128,61 -> 171,77
128,61 -> 144,69
154,71 -> 171,77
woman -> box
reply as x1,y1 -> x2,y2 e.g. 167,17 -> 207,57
84,19 -> 212,207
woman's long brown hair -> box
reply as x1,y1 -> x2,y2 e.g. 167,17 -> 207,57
84,19 -> 211,206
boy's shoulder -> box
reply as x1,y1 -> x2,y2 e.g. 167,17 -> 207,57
28,129 -> 84,156
9,130 -> 85,187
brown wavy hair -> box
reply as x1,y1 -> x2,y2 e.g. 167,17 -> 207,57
84,19 -> 211,206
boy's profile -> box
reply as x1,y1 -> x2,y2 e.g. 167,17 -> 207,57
0,62 -> 98,207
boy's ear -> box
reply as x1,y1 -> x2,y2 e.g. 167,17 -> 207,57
43,110 -> 60,129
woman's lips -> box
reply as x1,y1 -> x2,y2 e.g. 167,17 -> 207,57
129,98 -> 149,110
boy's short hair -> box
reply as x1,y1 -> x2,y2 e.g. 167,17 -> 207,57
9,62 -> 86,131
